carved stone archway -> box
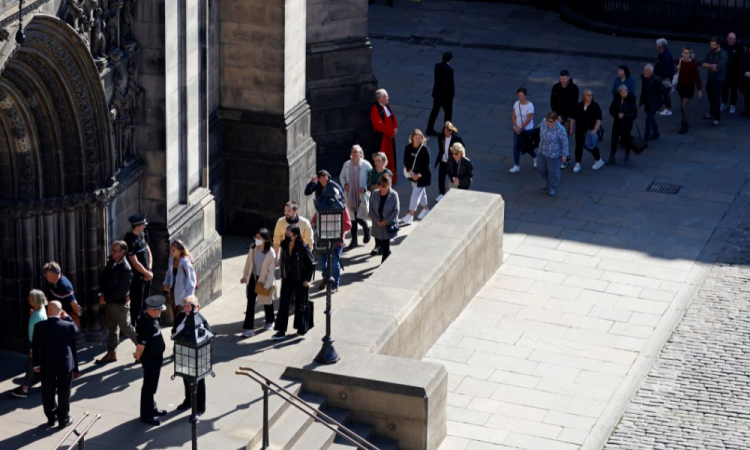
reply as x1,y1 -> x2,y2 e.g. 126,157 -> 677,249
0,14 -> 115,349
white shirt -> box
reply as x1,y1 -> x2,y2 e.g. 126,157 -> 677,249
513,100 -> 535,130
381,104 -> 391,117
442,137 -> 451,162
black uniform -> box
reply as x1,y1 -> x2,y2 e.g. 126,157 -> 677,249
125,230 -> 152,323
136,311 -> 165,419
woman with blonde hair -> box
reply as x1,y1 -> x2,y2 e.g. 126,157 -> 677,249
570,89 -> 605,172
162,239 -> 197,324
447,142 -> 474,190
367,152 -> 393,193
11,290 -> 48,398
340,145 -> 373,250
401,129 -> 432,224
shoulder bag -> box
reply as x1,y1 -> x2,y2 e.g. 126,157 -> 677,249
403,144 -> 423,179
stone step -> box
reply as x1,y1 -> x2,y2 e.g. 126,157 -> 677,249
328,436 -> 399,450
248,392 -> 328,450
332,421 -> 374,446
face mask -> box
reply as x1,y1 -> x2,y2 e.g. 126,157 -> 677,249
283,236 -> 292,245
255,239 -> 264,247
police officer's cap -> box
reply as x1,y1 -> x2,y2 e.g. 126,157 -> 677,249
145,295 -> 166,311
129,213 -> 148,227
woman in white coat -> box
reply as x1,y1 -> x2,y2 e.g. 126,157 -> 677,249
240,228 -> 277,337
339,145 -> 373,250
162,240 -> 197,324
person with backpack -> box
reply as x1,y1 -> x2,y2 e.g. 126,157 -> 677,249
161,240 -> 197,325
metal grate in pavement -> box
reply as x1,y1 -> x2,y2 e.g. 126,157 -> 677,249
647,181 -> 683,195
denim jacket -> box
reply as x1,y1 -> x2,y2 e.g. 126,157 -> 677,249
163,256 -> 197,305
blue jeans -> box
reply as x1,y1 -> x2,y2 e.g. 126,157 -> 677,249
318,246 -> 343,287
513,132 -> 537,165
706,79 -> 723,120
537,155 -> 561,190
644,110 -> 659,141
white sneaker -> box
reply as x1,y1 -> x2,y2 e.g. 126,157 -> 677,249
730,105 -> 736,114
533,157 -> 537,168
435,194 -> 444,202
263,323 -> 274,331
417,209 -> 429,220
573,163 -> 582,173
509,165 -> 520,173
400,214 -> 413,224
561,161 -> 569,169
658,109 -> 671,116
591,159 -> 605,170
242,329 -> 255,338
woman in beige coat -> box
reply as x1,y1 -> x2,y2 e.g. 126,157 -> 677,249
240,228 -> 277,337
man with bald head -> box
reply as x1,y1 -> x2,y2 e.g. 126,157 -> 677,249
32,300 -> 79,428
722,32 -> 743,114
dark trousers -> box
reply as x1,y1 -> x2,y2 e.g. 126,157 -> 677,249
380,238 -> 392,263
23,354 -> 39,387
350,210 -> 369,245
427,97 -> 453,132
182,378 -> 206,413
140,355 -> 163,418
41,370 -> 72,422
707,80 -> 723,120
644,110 -> 659,141
437,161 -> 448,196
574,131 -> 601,163
722,72 -> 739,105
663,86 -> 672,109
130,276 -> 152,324
243,277 -> 275,329
609,122 -> 632,159
274,279 -> 308,334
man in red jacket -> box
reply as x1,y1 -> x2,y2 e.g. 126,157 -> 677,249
370,89 -> 398,183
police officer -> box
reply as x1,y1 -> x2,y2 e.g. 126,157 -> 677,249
124,213 -> 154,324
134,295 -> 167,426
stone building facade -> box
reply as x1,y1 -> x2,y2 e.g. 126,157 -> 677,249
0,0 -> 374,349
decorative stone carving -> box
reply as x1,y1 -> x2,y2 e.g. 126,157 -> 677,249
90,7 -> 107,70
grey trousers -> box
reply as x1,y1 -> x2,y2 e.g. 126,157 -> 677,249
105,303 -> 138,352
538,155 -> 562,190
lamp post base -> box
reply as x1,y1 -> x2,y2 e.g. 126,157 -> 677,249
314,336 -> 340,364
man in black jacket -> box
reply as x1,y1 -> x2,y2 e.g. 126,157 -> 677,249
640,64 -> 664,147
722,32 -> 743,114
427,52 -> 455,136
550,70 -> 578,168
33,301 -> 79,428
95,240 -> 138,364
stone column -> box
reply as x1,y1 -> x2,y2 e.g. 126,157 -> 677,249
220,0 -> 317,235
306,0 -> 377,169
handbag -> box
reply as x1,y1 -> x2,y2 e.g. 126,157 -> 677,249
583,127 -> 604,151
403,144 -> 423,179
255,281 -> 274,296
386,224 -> 399,234
295,300 -> 314,335
630,123 -> 646,155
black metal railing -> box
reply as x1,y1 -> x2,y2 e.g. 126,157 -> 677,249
236,366 -> 380,450
52,411 -> 102,450
561,0 -> 750,41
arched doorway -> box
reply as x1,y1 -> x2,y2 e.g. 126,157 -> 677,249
0,15 -> 115,349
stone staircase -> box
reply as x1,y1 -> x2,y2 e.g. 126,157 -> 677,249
245,380 -> 397,450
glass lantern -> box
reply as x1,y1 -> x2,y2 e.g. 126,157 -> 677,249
173,311 -> 215,382
316,206 -> 344,244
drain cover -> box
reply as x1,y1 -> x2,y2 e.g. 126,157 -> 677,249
647,182 -> 682,194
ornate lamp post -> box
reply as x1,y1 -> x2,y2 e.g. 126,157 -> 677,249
314,203 -> 343,364
172,306 -> 215,450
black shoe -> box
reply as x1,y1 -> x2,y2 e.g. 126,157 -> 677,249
650,133 -> 660,141
46,418 -> 57,427
318,280 -> 328,291
176,400 -> 191,410
271,332 -> 286,341
59,416 -> 73,429
605,156 -> 616,165
426,129 -> 439,136
370,247 -> 381,256
153,409 -> 168,416
140,416 -> 161,426
11,387 -> 28,398
363,227 -> 371,244
703,113 -> 715,120
678,126 -> 687,135
346,241 -> 358,251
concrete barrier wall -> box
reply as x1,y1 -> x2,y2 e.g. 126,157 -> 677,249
284,190 -> 505,449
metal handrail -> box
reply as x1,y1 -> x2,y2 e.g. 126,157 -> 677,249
236,367 -> 380,450
51,411 -> 102,450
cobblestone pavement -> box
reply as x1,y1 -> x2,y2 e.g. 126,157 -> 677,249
368,1 -> 750,449
605,211 -> 750,450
